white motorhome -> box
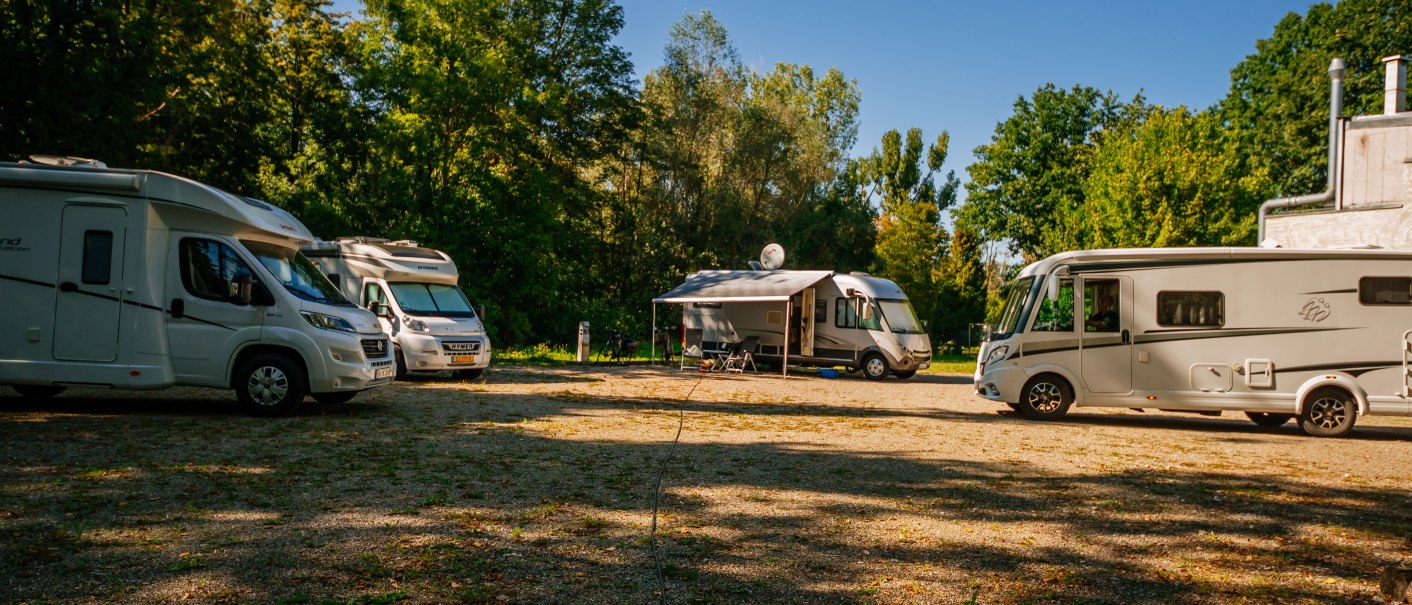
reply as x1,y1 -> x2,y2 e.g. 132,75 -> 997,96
973,247 -> 1412,437
303,237 -> 491,379
0,161 -> 394,414
654,271 -> 932,379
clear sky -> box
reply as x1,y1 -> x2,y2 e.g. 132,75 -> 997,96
614,0 -> 1316,190
331,0 -> 1318,200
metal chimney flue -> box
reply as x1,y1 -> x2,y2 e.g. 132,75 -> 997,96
1257,57 -> 1345,245
1385,55 -> 1408,115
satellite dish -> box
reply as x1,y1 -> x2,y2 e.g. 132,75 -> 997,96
760,243 -> 785,270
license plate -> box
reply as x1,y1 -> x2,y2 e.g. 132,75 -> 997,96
452,355 -> 475,364
375,367 -> 393,379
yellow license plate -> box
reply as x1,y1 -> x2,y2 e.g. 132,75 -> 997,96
452,355 -> 476,364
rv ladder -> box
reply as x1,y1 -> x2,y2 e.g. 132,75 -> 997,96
1404,330 -> 1412,398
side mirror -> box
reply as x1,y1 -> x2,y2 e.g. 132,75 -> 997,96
860,303 -> 874,321
1045,273 -> 1060,303
231,273 -> 254,306
252,282 -> 276,307
475,304 -> 486,320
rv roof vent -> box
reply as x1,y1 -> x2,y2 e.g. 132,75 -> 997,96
851,271 -> 871,276
28,155 -> 107,168
241,196 -> 273,211
388,239 -> 420,248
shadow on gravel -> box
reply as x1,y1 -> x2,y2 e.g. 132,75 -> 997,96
2,369 -> 1409,604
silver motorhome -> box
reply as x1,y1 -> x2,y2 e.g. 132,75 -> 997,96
0,161 -> 394,414
304,237 -> 491,379
973,247 -> 1412,436
656,271 -> 932,379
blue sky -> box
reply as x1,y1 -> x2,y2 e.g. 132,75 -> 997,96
614,0 -> 1315,186
332,0 -> 1317,198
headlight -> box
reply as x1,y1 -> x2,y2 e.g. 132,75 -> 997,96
985,345 -> 1009,364
405,318 -> 429,333
300,311 -> 356,333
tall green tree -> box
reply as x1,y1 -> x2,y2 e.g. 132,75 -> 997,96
355,0 -> 637,344
1219,0 -> 1412,199
1083,107 -> 1266,248
960,84 -> 1146,261
861,127 -> 958,331
934,223 -> 986,352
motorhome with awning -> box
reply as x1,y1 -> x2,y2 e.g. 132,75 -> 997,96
653,270 -> 932,379
0,160 -> 394,414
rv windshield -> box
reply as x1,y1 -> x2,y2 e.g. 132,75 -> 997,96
993,277 -> 1035,339
388,283 -> 476,318
243,240 -> 352,306
876,299 -> 925,334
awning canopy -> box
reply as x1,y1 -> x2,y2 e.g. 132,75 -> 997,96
653,270 -> 834,303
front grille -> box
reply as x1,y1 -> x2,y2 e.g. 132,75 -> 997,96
370,359 -> 392,368
361,338 -> 391,359
441,340 -> 482,354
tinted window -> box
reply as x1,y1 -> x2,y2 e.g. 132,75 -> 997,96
180,239 -> 255,302
1032,278 -> 1074,332
1083,279 -> 1121,333
81,230 -> 113,285
364,283 -> 389,311
859,302 -> 882,331
1158,291 -> 1224,327
1359,277 -> 1412,305
835,298 -> 856,328
815,300 -> 827,324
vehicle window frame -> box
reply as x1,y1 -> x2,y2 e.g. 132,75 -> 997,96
80,230 -> 114,285
1358,276 -> 1412,305
1031,278 -> 1075,332
178,237 -> 255,303
835,297 -> 857,329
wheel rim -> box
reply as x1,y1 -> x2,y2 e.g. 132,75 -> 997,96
866,357 -> 886,377
1308,396 -> 1348,429
247,366 -> 290,407
1027,382 -> 1063,413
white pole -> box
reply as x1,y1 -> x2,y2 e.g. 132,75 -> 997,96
783,299 -> 791,377
651,304 -> 657,365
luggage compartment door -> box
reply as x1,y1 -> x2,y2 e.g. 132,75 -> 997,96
53,204 -> 127,362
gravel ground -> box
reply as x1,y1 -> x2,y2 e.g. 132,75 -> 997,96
2,364 -> 1411,604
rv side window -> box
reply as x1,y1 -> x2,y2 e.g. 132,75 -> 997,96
1358,277 -> 1412,305
81,230 -> 114,285
835,298 -> 857,329
815,300 -> 827,323
859,303 -> 882,331
1157,291 -> 1224,327
364,283 -> 390,311
1031,278 -> 1074,332
179,238 -> 256,302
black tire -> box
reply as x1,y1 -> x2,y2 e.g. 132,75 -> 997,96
453,368 -> 483,380
393,347 -> 409,380
892,370 -> 917,380
1299,388 -> 1357,437
313,391 -> 358,405
861,353 -> 889,380
1016,374 -> 1073,420
13,385 -> 66,399
235,354 -> 308,417
1245,411 -> 1294,428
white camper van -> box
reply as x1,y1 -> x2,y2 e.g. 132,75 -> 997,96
0,161 -> 394,415
303,237 -> 491,379
973,247 -> 1412,437
655,271 -> 932,379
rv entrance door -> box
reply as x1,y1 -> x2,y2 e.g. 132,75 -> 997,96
54,204 -> 128,362
1080,276 -> 1132,394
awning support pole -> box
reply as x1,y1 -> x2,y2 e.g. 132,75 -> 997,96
783,300 -> 790,377
651,304 -> 657,365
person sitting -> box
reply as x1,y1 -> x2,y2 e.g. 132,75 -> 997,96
1085,295 -> 1118,332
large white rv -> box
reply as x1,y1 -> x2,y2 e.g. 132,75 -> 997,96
655,271 -> 932,379
303,237 -> 491,379
0,161 -> 394,415
972,247 -> 1412,437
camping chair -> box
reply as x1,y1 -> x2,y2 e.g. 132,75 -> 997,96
680,328 -> 704,370
723,336 -> 758,373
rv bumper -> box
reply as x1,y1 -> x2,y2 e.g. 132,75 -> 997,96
398,334 -> 491,372
974,365 -> 1024,403
308,334 -> 395,392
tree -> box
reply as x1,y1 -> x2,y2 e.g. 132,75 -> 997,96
960,84 -> 1146,261
1083,107 -> 1266,248
934,224 -> 986,353
1219,0 -> 1412,199
862,127 -> 958,332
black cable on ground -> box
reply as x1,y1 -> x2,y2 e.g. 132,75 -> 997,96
649,370 -> 704,605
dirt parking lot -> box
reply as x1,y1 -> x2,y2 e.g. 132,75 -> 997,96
2,365 -> 1411,604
